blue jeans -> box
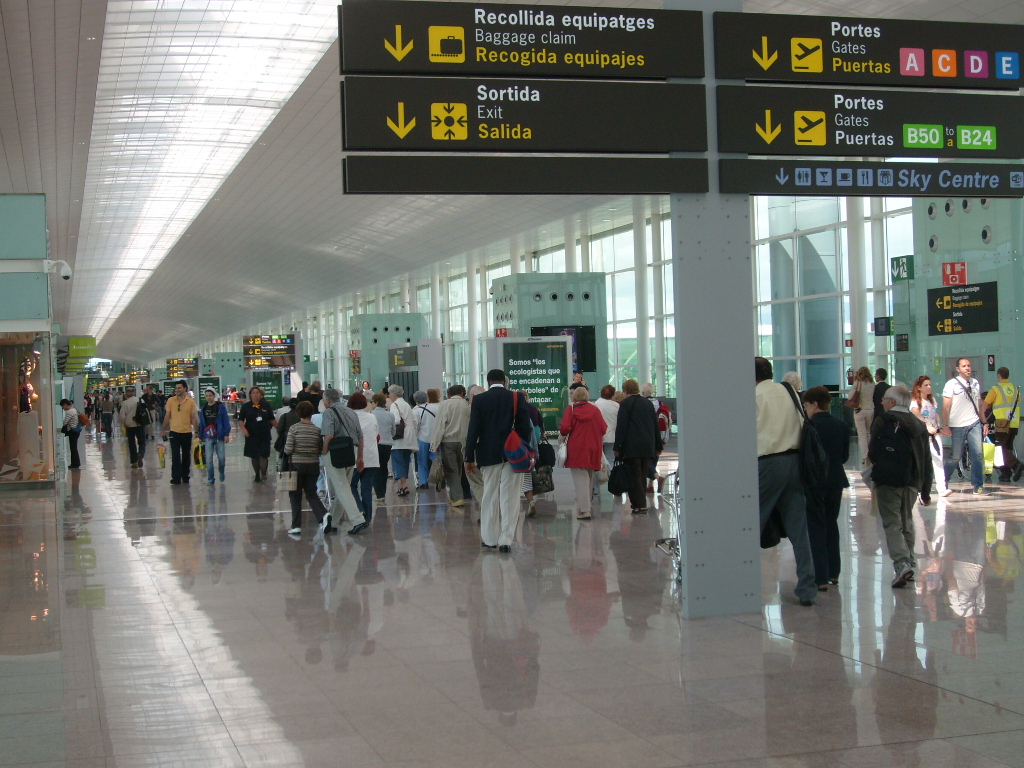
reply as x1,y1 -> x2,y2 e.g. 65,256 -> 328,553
350,467 -> 376,522
417,439 -> 435,485
944,421 -> 984,490
205,438 -> 226,482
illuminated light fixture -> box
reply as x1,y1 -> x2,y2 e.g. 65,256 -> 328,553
73,1 -> 340,340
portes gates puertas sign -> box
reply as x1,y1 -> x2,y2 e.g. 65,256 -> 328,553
713,12 -> 1024,90
927,282 -> 999,336
339,0 -> 704,79
716,84 -> 1024,159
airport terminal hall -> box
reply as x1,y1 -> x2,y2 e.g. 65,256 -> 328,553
7,0 -> 1024,765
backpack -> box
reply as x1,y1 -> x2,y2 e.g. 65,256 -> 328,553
135,398 -> 151,426
503,392 -> 535,473
782,383 -> 829,488
868,413 -> 914,488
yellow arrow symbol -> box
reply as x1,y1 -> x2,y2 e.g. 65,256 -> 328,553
752,36 -> 777,70
384,25 -> 414,61
936,321 -> 944,332
755,110 -> 781,144
387,102 -> 416,138
936,297 -> 943,309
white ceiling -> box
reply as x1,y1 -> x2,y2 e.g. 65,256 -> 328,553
2,0 -> 1021,363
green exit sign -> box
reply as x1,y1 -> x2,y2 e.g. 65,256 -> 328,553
890,255 -> 914,281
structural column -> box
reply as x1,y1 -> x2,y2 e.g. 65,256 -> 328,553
668,0 -> 760,618
579,213 -> 591,272
650,209 -> 667,397
632,196 -> 651,385
467,259 -> 480,384
564,217 -> 577,272
509,236 -> 520,274
847,197 -> 868,369
430,267 -> 442,338
869,197 -> 890,368
334,298 -> 346,389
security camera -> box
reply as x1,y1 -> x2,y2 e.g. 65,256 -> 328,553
43,259 -> 72,281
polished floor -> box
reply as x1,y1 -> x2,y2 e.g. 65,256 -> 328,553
3,428 -> 1024,767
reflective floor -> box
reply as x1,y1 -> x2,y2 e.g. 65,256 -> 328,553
3,429 -> 1024,767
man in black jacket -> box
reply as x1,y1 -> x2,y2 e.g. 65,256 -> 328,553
613,379 -> 663,514
873,368 -> 889,420
869,384 -> 933,588
465,369 -> 534,552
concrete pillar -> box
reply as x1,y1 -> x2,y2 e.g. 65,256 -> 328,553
334,298 -> 346,389
633,196 -> 651,385
579,212 -> 591,272
650,209 -> 667,397
847,197 -> 868,369
467,259 -> 480,383
667,0 -> 760,618
870,197 -> 889,368
509,236 -> 521,274
479,258 -> 490,339
564,217 -> 577,272
431,267 -> 442,337
401,277 -> 411,313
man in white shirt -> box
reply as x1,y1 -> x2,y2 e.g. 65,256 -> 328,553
940,357 -> 988,495
755,357 -> 816,606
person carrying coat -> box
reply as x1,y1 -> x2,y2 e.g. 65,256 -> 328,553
613,379 -> 663,514
559,387 -> 606,520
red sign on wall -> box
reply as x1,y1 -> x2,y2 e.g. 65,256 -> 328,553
495,328 -> 509,337
942,262 -> 967,286
349,349 -> 361,358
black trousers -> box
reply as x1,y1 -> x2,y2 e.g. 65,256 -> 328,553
806,485 -> 844,585
993,426 -> 1020,478
126,425 -> 147,464
373,445 -> 392,498
288,463 -> 328,529
67,429 -> 81,468
624,457 -> 649,510
168,431 -> 192,482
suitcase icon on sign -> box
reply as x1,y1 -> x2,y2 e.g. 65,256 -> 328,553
429,26 -> 466,63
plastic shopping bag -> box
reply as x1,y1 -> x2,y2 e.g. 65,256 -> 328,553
157,443 -> 166,469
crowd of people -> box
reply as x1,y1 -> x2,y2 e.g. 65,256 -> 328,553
758,356 -> 1021,606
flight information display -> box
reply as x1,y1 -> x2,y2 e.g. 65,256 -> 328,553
243,335 -> 296,370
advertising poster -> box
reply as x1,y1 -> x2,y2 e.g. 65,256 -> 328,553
161,380 -> 176,397
502,337 -> 572,435
197,376 -> 221,397
251,370 -> 284,409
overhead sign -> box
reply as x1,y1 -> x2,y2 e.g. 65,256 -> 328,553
67,336 -> 97,358
344,155 -> 708,195
718,159 -> 1024,197
890,255 -> 914,282
943,262 -> 967,286
928,282 -> 999,336
875,316 -> 893,336
339,0 -> 704,79
389,346 -> 419,370
243,334 -> 296,370
717,85 -> 1024,158
166,358 -> 199,378
714,12 -> 1024,90
342,77 -> 705,152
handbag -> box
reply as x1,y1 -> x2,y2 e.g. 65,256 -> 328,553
555,440 -> 568,469
782,382 -> 829,487
192,438 -> 206,469
532,464 -> 555,494
845,384 -> 860,409
276,456 -> 298,492
596,453 -> 610,485
503,392 -> 535,473
392,404 -> 407,440
537,440 -> 556,468
328,407 -> 356,468
607,460 -> 632,495
428,455 -> 446,490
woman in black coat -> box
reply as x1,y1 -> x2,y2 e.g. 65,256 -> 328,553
801,386 -> 850,591
238,386 -> 278,482
613,379 -> 663,514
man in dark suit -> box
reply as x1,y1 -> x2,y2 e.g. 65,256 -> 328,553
465,369 -> 534,553
873,368 -> 888,420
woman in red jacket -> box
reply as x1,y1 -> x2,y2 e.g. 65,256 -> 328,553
559,387 -> 606,520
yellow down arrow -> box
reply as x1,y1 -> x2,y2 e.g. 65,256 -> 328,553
752,36 -> 777,70
387,102 -> 416,138
384,25 -> 413,61
755,110 -> 781,144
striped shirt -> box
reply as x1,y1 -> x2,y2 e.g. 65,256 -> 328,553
284,421 -> 323,464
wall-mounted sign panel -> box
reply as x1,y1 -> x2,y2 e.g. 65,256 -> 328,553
928,282 -> 999,336
714,12 -> 1024,90
344,155 -> 708,195
719,159 -> 1024,197
342,77 -> 705,152
340,0 -> 704,79
500,336 -> 572,435
717,85 -> 1024,159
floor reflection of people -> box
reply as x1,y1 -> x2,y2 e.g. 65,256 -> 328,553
945,511 -> 989,655
123,463 -> 155,544
169,489 -> 199,590
283,538 -> 330,665
873,596 -> 937,766
563,522 -> 611,642
203,486 -> 236,585
62,469 -> 92,541
469,553 -> 539,725
608,514 -> 666,640
243,513 -> 279,582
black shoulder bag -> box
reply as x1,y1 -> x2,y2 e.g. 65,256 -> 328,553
328,407 -> 356,468
782,382 -> 829,488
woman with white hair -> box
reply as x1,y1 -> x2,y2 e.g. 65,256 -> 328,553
388,384 -> 417,496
